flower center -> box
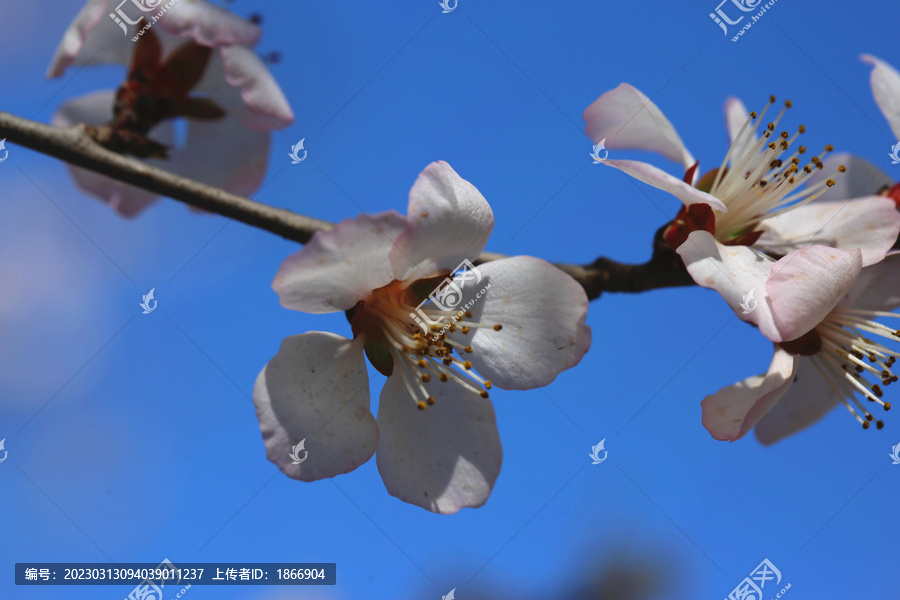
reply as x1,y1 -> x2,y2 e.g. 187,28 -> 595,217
350,280 -> 502,410
705,96 -> 844,244
802,309 -> 899,429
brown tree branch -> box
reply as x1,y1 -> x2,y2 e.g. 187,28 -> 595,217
0,109 -> 694,300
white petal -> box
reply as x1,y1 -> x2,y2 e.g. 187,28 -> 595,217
754,356 -> 841,445
389,161 -> 494,282
701,347 -> 798,441
803,153 -> 892,201
253,332 -> 377,482
375,371 -> 502,514
767,246 -> 862,342
724,97 -> 757,166
178,112 -> 270,197
843,252 -> 900,312
53,90 -> 175,216
583,83 -> 695,170
862,54 -> 900,140
676,231 -> 780,340
756,195 -> 900,266
446,256 -> 591,390
217,46 -> 294,130
603,159 -> 728,212
157,0 -> 261,47
47,0 -> 129,78
273,212 -> 408,314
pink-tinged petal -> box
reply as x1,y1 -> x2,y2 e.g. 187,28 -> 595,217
862,54 -> 900,140
603,159 -> 727,213
216,45 -> 294,130
724,97 -> 757,165
376,372 -> 502,514
179,112 -> 270,197
843,252 -> 900,312
156,0 -> 261,47
47,0 -> 124,78
676,231 -> 780,339
701,347 -> 798,441
754,356 -> 841,445
446,256 -> 591,390
273,212 -> 408,314
53,90 -> 174,215
583,83 -> 695,170
253,332 -> 377,482
756,196 -> 900,266
767,246 -> 862,341
389,161 -> 494,282
804,153 -> 892,201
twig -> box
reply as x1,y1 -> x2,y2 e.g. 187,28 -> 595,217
0,110 -> 694,299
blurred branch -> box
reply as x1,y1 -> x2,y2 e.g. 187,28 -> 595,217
0,109 -> 694,299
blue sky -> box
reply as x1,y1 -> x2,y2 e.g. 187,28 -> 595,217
1,0 -> 899,598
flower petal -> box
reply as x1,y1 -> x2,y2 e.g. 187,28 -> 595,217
157,0 -> 261,47
862,54 -> 900,140
252,332 -> 377,482
273,212 -> 408,314
375,371 -> 502,514
767,246 -> 862,341
603,159 -> 727,212
754,356 -> 841,445
676,231 -> 780,340
47,0 -> 127,78
216,45 -> 294,130
701,347 -> 798,441
843,252 -> 900,312
447,256 -> 591,390
52,90 -> 174,216
389,161 -> 494,282
803,153 -> 892,202
583,83 -> 695,170
179,112 -> 270,197
756,195 -> 900,266
724,97 -> 757,166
